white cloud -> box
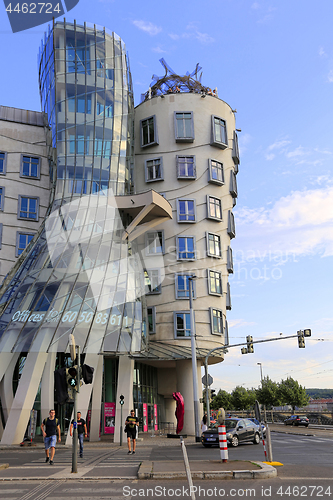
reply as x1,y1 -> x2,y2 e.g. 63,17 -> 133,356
195,32 -> 214,44
152,46 -> 167,54
286,146 -> 307,158
251,2 -> 260,9
265,153 -> 275,161
328,69 -> 333,83
132,20 -> 162,36
267,139 -> 291,151
228,319 -> 257,329
319,46 -> 326,57
238,133 -> 252,155
167,24 -> 214,44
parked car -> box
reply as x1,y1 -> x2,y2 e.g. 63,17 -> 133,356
201,417 -> 261,448
284,415 -> 309,427
248,418 -> 266,437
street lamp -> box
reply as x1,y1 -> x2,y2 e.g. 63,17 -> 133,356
188,275 -> 201,442
257,363 -> 263,385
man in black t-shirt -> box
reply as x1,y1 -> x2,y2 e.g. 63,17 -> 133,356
70,412 -> 87,458
125,410 -> 139,454
41,409 -> 61,464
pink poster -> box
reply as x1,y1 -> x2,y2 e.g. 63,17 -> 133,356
104,402 -> 115,434
154,404 -> 158,431
143,403 -> 148,432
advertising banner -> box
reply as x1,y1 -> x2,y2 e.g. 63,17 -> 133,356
154,404 -> 158,431
104,402 -> 115,434
143,403 -> 148,432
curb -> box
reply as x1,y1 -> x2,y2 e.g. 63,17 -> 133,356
137,461 -> 277,480
0,464 -> 9,470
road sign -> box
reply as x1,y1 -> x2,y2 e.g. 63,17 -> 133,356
202,374 -> 213,386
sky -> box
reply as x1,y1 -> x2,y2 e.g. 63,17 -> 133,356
1,0 -> 333,392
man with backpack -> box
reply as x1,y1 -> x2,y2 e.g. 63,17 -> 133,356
41,409 -> 61,465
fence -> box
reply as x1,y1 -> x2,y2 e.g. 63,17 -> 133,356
211,410 -> 333,426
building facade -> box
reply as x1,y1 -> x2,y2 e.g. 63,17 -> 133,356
0,21 -> 239,445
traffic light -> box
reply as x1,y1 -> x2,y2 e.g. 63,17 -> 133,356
241,347 -> 248,354
304,329 -> 311,337
54,367 -> 69,405
119,394 -> 124,405
247,335 -> 254,353
297,330 -> 305,348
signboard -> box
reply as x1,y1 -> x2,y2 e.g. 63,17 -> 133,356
104,402 -> 115,434
202,374 -> 213,386
28,410 -> 37,440
143,403 -> 148,432
154,404 -> 158,431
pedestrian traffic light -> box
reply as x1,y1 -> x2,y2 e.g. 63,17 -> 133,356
210,389 -> 216,402
54,367 -> 69,405
304,329 -> 311,337
297,330 -> 305,348
119,394 -> 124,405
246,335 -> 254,353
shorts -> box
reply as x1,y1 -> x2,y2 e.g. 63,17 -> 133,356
126,427 -> 136,440
44,435 -> 57,449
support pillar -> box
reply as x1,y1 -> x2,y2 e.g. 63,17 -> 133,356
176,359 -> 201,435
114,356 -> 134,444
0,352 -> 20,423
40,351 -> 57,423
89,354 -> 103,442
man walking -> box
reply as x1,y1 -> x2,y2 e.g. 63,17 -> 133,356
70,411 -> 87,458
125,409 -> 139,454
41,409 -> 61,465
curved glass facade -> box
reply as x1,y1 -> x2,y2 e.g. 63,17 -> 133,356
0,21 -> 147,356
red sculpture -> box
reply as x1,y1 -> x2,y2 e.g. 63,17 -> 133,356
172,392 -> 184,434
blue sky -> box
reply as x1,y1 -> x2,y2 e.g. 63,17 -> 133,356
1,0 -> 333,392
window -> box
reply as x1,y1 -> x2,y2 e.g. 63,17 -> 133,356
145,158 -> 163,182
229,171 -> 238,198
146,231 -> 164,255
144,269 -> 161,294
94,139 -> 111,157
175,274 -> 196,299
226,282 -> 232,310
176,156 -> 196,179
206,232 -> 221,258
177,236 -> 196,260
140,116 -> 158,147
210,308 -> 223,335
225,319 -> 229,346
211,116 -> 228,149
147,306 -> 156,334
96,99 -> 112,117
232,131 -> 240,168
67,37 -> 90,74
18,196 -> 39,221
174,112 -> 194,142
68,94 -> 92,114
0,187 -> 4,211
16,232 -> 34,256
207,196 -> 222,221
177,199 -> 196,223
0,223 -> 2,249
209,159 -> 224,185
174,311 -> 194,338
21,156 -> 40,179
227,246 -> 233,273
0,152 -> 7,175
228,211 -> 236,238
69,134 -> 89,155
208,270 -> 222,295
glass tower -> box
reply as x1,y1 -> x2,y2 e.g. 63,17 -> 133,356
0,21 -> 148,357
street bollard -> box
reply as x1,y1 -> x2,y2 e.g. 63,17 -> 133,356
218,425 -> 228,463
265,424 -> 273,462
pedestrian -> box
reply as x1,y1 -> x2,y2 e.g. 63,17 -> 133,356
41,409 -> 61,465
201,412 -> 208,432
125,409 -> 139,454
70,411 -> 87,458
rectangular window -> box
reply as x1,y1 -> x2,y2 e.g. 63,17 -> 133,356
174,112 -> 194,142
226,282 -> 232,310
228,211 -> 236,238
176,156 -> 196,179
229,171 -> 238,198
0,152 -> 7,175
227,246 -> 233,273
66,38 -> 90,74
207,195 -> 222,221
21,156 -> 40,179
224,319 -> 229,346
18,196 -> 39,221
174,311 -> 193,338
94,139 -> 111,158
177,236 -> 196,260
145,158 -> 163,182
177,199 -> 196,223
69,134 -> 89,155
206,232 -> 221,258
211,116 -> 228,149
96,99 -> 113,117
210,308 -> 223,335
141,116 -> 158,147
144,269 -> 161,294
68,94 -> 92,114
147,306 -> 156,334
209,159 -> 224,185
0,187 -> 4,211
16,232 -> 34,257
232,131 -> 240,167
208,269 -> 222,295
175,274 -> 196,299
146,231 -> 164,254
0,223 -> 2,250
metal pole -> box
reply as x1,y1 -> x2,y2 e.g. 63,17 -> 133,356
72,345 -> 80,473
204,358 -> 210,426
120,404 -> 123,446
189,276 -> 200,442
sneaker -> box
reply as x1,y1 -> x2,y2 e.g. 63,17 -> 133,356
45,457 -> 49,463
132,451 -> 135,454
127,450 -> 132,454
49,460 -> 54,465
80,454 -> 83,458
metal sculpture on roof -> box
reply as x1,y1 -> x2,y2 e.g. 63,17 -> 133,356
140,58 -> 217,102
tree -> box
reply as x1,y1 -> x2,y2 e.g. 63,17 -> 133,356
211,389 -> 233,410
278,377 -> 309,411
256,376 -> 281,408
231,386 -> 256,410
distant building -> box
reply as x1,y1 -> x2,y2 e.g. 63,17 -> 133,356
0,20 -> 239,445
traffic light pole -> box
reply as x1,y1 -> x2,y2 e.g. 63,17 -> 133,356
72,345 -> 80,474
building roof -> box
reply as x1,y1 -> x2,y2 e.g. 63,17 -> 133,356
0,106 -> 45,127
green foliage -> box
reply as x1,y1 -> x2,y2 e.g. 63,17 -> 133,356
231,386 -> 256,410
306,388 -> 333,399
278,377 -> 309,410
210,389 -> 233,410
256,376 -> 281,408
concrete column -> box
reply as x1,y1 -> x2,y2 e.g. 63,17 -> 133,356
0,352 -> 20,422
89,354 -> 103,442
164,397 -> 176,432
114,356 -> 134,445
40,351 -> 57,422
176,358 -> 201,435
1,351 -> 48,445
